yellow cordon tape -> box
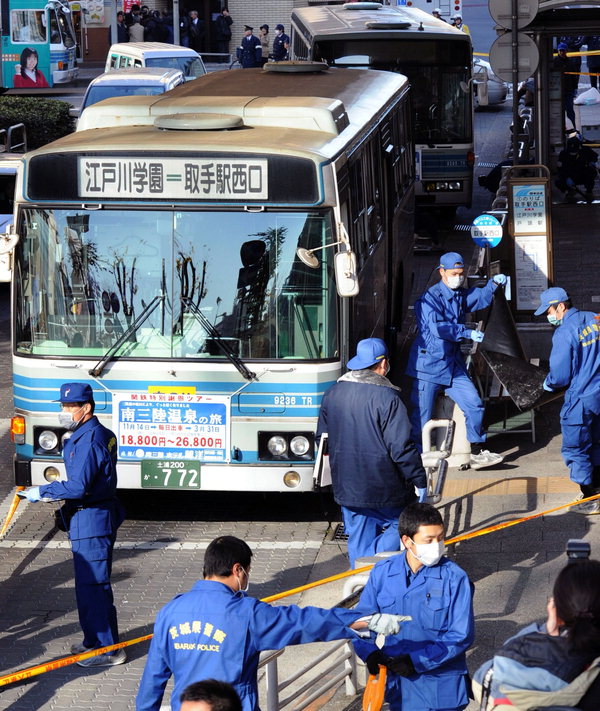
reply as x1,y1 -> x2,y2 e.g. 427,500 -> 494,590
1,491 -> 599,688
0,486 -> 25,539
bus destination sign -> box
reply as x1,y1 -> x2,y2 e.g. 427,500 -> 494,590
78,157 -> 268,200
113,391 -> 231,463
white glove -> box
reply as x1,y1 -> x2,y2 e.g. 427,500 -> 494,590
367,613 -> 412,636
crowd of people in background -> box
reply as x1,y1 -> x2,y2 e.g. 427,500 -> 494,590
112,6 -> 289,67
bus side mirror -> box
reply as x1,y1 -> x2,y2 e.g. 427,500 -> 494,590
0,225 -> 19,254
334,250 -> 359,297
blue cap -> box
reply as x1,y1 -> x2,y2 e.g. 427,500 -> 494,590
56,382 -> 94,403
534,287 -> 569,316
558,42 -> 568,50
347,338 -> 388,370
276,23 -> 284,31
439,252 -> 465,270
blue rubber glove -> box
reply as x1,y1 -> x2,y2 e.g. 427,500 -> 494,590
468,329 -> 484,343
417,487 -> 427,503
566,177 -> 575,188
542,377 -> 554,392
493,273 -> 507,285
25,486 -> 42,503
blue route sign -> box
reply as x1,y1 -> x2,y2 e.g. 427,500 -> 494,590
471,214 -> 503,247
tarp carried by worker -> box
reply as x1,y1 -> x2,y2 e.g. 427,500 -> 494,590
480,289 -> 562,411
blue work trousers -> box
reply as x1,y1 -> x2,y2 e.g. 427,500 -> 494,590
72,533 -> 119,649
341,505 -> 404,568
410,372 -> 485,451
561,408 -> 600,486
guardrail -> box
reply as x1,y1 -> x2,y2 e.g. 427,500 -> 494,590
0,123 -> 27,153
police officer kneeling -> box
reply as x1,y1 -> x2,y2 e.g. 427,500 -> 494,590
22,382 -> 126,667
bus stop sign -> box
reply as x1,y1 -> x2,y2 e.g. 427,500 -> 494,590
471,214 -> 503,247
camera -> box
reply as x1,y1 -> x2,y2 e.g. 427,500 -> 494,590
566,539 -> 591,562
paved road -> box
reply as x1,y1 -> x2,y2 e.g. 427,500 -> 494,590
2,102 -> 599,711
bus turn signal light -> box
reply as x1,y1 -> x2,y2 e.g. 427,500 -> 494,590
11,416 -> 25,444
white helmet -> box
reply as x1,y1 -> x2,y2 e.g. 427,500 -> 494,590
453,13 -> 462,19
433,7 -> 441,12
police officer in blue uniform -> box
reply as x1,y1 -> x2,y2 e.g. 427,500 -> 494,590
23,382 -> 126,666
406,252 -> 506,470
136,535 -> 407,711
272,24 -> 290,61
534,287 -> 600,514
353,503 -> 475,711
236,25 -> 262,68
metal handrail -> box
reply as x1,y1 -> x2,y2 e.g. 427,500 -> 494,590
257,605 -> 365,711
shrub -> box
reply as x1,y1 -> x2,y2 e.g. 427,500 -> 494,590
0,96 -> 75,151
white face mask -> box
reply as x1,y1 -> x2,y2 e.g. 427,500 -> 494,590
446,275 -> 464,290
237,566 -> 250,593
409,539 -> 445,567
58,405 -> 85,431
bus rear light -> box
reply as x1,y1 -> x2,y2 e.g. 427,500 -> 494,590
58,61 -> 65,70
467,151 -> 475,167
11,416 -> 25,444
43,466 -> 61,482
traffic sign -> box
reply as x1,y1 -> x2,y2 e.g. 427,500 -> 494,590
489,32 -> 539,84
471,214 -> 503,247
489,0 -> 539,30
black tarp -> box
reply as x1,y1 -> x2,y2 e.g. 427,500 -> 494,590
479,289 -> 563,411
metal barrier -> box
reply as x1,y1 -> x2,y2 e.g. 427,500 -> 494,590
261,639 -> 359,711
0,123 -> 27,153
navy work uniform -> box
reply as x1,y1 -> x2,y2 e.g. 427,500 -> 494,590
536,293 -> 600,489
316,338 -> 426,568
272,25 -> 289,61
354,552 -> 475,711
136,579 -> 370,711
406,271 -> 498,449
236,27 -> 261,68
39,384 -> 124,652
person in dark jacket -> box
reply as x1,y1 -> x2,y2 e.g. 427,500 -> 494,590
555,135 -> 598,202
236,26 -> 261,68
272,24 -> 289,62
473,558 -> 600,710
22,382 -> 126,667
116,11 -> 129,42
215,9 -> 233,63
316,338 -> 427,567
554,41 -> 582,129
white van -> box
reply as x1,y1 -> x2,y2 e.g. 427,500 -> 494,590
105,42 -> 206,81
78,68 -> 185,116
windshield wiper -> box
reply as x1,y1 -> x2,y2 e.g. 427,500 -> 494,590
181,297 -> 256,381
89,294 -> 165,377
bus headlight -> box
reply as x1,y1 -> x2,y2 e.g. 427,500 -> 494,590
283,471 -> 301,488
38,430 -> 59,451
268,435 -> 288,456
448,181 -> 462,191
290,435 -> 310,457
43,466 -> 61,482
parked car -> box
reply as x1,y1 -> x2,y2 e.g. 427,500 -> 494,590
473,57 -> 508,108
105,42 -> 206,81
76,68 -> 185,117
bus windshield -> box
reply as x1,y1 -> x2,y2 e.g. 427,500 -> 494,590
53,7 -> 77,48
15,209 -> 337,361
315,38 -> 472,144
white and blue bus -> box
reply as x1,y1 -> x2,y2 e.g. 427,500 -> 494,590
291,2 -> 474,213
11,63 -> 415,493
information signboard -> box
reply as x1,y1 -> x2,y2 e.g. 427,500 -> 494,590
113,391 -> 231,463
507,168 -> 552,314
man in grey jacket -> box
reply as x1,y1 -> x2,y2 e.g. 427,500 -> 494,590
316,338 -> 426,567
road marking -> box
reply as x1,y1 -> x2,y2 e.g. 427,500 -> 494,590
0,539 -> 324,550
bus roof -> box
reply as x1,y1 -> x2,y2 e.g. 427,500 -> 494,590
47,67 -> 409,162
291,4 -> 469,41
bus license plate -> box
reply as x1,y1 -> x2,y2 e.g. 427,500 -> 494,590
141,461 -> 201,489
